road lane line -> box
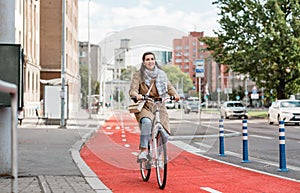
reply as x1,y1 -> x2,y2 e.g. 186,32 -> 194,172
170,141 -> 205,154
251,135 -> 274,139
200,187 -> 222,193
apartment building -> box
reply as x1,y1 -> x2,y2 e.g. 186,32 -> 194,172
40,0 -> 80,113
173,31 -> 217,94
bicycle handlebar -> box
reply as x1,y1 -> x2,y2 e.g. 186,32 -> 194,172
131,95 -> 176,103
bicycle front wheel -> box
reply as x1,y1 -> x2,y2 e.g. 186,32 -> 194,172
140,160 -> 151,181
140,144 -> 151,181
155,129 -> 167,189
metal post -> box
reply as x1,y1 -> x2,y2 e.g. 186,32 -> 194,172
0,80 -> 18,193
87,0 -> 92,119
198,77 -> 202,120
278,120 -> 288,172
219,118 -> 225,156
241,119 -> 250,163
60,0 -> 66,128
217,76 -> 220,108
198,77 -> 201,104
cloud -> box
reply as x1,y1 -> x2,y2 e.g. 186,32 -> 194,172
78,0 -> 219,44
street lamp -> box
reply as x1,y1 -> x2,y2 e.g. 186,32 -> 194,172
60,0 -> 66,128
114,39 -> 130,109
87,0 -> 92,119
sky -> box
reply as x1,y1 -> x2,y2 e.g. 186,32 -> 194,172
78,0 -> 220,44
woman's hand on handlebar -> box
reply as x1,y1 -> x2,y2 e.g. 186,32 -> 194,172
136,94 -> 144,100
172,95 -> 180,101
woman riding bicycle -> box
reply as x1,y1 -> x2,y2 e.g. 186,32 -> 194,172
129,51 -> 180,162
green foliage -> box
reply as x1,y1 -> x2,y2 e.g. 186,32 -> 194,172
161,65 -> 194,93
120,66 -> 138,80
202,0 -> 300,99
113,88 -> 124,102
79,64 -> 98,106
79,64 -> 88,106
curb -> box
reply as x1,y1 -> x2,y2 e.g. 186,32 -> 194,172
69,117 -> 113,193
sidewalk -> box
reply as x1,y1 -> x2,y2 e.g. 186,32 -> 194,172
0,108 -> 113,193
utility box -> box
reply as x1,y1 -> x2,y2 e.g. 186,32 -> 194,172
0,44 -> 24,108
44,85 -> 68,125
0,44 -> 23,175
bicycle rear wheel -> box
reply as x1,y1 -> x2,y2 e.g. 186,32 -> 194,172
155,129 -> 167,189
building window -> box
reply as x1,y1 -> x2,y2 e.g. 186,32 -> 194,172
175,46 -> 182,50
175,59 -> 182,63
79,51 -> 86,57
175,52 -> 182,56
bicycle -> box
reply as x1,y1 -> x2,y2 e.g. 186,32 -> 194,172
132,95 -> 175,189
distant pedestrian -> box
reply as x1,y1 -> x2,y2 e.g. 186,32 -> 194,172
18,107 -> 25,125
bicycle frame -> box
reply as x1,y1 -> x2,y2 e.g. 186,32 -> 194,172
136,96 -> 174,189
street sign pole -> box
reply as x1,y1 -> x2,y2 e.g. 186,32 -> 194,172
199,77 -> 201,105
195,59 -> 205,104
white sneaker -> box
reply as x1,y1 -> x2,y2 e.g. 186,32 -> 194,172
137,151 -> 148,162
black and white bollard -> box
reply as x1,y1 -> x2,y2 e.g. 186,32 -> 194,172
278,120 -> 288,172
219,118 -> 225,156
242,119 -> 250,163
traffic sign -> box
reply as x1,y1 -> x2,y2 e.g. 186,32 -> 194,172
195,59 -> 205,78
195,59 -> 205,66
195,66 -> 204,77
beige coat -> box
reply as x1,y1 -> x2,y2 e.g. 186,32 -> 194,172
129,71 -> 178,134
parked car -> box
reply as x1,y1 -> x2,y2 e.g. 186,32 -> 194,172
268,99 -> 300,125
183,101 -> 200,114
165,99 -> 175,109
220,101 -> 248,119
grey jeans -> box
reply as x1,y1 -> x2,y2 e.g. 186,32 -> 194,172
139,117 -> 170,149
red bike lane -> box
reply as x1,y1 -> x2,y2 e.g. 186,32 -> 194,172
80,111 -> 300,193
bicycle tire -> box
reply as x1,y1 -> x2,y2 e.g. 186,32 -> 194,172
155,129 -> 167,189
140,144 -> 151,181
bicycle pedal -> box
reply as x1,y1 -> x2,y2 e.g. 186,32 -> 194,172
137,158 -> 148,163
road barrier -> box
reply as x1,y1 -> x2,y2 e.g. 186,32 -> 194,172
219,119 -> 225,156
0,80 -> 18,192
241,119 -> 250,163
278,120 -> 288,172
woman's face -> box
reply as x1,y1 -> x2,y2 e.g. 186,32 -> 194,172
143,54 -> 155,70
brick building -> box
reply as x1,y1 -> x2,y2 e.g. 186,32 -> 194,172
40,0 -> 80,113
173,31 -> 219,96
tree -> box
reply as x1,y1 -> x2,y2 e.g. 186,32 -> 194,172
202,0 -> 300,99
120,66 -> 138,80
162,65 -> 194,94
79,64 -> 98,107
79,64 -> 88,107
